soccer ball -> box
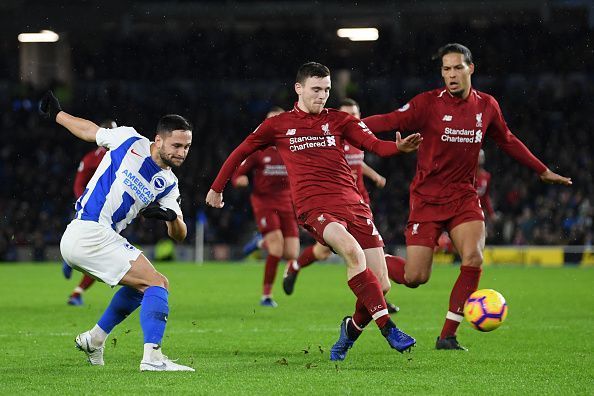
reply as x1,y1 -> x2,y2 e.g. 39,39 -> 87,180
463,289 -> 508,332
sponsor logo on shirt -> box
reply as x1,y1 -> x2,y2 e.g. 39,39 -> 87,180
262,164 -> 288,176
442,115 -> 453,121
440,127 -> 483,144
122,169 -> 156,204
286,128 -> 296,136
288,136 -> 337,152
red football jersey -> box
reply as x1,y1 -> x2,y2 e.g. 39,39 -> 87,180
343,142 -> 370,205
73,147 -> 107,198
232,146 -> 292,212
475,167 -> 494,217
211,104 -> 400,217
363,88 -> 547,204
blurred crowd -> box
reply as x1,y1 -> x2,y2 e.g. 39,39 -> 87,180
0,18 -> 592,260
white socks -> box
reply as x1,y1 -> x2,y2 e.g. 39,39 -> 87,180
142,343 -> 162,362
89,324 -> 108,348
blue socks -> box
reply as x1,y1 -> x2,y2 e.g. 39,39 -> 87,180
97,286 -> 143,333
140,286 -> 169,345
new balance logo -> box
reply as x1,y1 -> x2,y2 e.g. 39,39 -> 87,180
286,129 -> 296,136
442,115 -> 452,122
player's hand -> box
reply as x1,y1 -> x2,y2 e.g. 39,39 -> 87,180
233,175 -> 249,188
206,189 -> 224,208
39,90 -> 62,121
539,169 -> 572,186
374,175 -> 386,188
396,132 -> 422,153
140,203 -> 178,221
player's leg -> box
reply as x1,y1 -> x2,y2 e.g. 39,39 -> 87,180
284,241 -> 331,295
437,220 -> 485,350
67,274 -> 96,306
261,229 -> 283,307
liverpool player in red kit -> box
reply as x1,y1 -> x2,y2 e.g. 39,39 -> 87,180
364,43 -> 571,350
63,119 -> 117,305
283,98 -> 399,313
207,62 -> 422,360
232,107 -> 299,307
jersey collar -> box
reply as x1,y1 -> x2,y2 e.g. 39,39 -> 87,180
292,102 -> 329,118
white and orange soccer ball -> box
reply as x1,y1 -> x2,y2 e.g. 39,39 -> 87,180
463,289 -> 508,332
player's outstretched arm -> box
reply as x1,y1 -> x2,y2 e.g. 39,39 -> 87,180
39,91 -> 99,142
539,169 -> 572,185
362,162 -> 386,188
395,132 -> 422,153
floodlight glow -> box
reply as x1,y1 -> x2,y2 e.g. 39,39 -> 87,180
18,30 -> 59,43
337,28 -> 378,42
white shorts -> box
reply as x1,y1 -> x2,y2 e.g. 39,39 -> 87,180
60,219 -> 142,286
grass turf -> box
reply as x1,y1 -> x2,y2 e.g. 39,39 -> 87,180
0,262 -> 592,395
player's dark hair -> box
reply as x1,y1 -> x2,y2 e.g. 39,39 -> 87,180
99,119 -> 117,128
156,114 -> 192,136
340,98 -> 359,109
434,43 -> 473,65
296,62 -> 330,84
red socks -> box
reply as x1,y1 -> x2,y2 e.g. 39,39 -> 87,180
352,298 -> 372,331
297,245 -> 316,269
440,265 -> 482,339
385,254 -> 407,285
263,254 -> 281,295
71,275 -> 95,297
347,268 -> 389,328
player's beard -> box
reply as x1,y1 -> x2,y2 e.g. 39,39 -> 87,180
159,150 -> 184,168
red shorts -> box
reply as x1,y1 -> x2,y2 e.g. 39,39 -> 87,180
298,203 -> 384,250
253,208 -> 299,238
405,194 -> 484,248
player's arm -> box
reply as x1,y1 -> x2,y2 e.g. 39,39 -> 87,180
361,95 -> 426,134
206,122 -> 273,208
488,97 -> 571,186
165,216 -> 187,242
231,153 -> 257,188
361,162 -> 386,188
39,91 -> 99,142
343,117 -> 422,157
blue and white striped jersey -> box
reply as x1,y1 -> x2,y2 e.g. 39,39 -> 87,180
74,126 -> 182,233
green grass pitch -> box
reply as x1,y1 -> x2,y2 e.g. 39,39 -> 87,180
0,262 -> 592,394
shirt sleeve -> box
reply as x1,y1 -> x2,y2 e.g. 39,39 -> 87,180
96,126 -> 141,150
211,121 -> 274,192
487,97 -> 547,174
231,152 -> 258,186
361,93 -> 427,133
156,182 -> 182,216
73,153 -> 94,198
342,116 -> 399,157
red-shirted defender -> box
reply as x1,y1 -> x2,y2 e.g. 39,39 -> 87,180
63,119 -> 116,306
283,98 -> 400,314
232,107 -> 299,308
364,43 -> 571,350
206,62 -> 422,360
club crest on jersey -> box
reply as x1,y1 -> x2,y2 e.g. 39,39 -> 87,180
153,176 -> 166,190
263,156 -> 271,163
286,128 -> 296,136
475,113 -> 483,127
321,123 -> 330,136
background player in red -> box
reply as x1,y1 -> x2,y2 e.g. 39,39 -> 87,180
364,43 -> 571,350
206,62 -> 422,360
282,98 -> 399,313
232,107 -> 299,307
63,119 -> 117,305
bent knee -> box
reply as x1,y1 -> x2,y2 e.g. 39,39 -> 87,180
404,272 -> 429,288
463,252 -> 483,267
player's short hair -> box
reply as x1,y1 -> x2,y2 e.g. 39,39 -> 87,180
99,119 -> 117,128
434,43 -> 473,65
156,114 -> 192,136
340,98 -> 359,110
296,62 -> 330,84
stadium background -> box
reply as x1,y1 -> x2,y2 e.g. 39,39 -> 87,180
0,0 -> 592,262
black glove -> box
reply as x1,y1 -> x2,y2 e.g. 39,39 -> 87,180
39,90 -> 62,120
140,204 -> 178,221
